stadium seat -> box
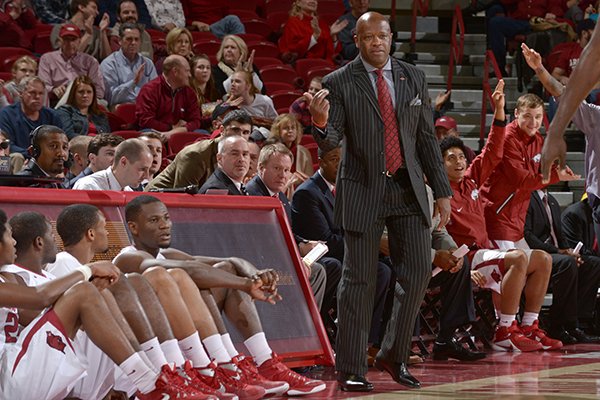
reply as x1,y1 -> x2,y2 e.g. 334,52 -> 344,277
113,103 -> 137,127
271,91 -> 302,110
320,12 -> 341,26
306,66 -> 336,83
264,0 -> 293,15
253,56 -> 283,69
264,81 -> 296,93
259,65 -> 300,86
247,41 -> 281,58
168,132 -> 210,155
193,40 -> 222,57
295,58 -> 334,82
111,130 -> 141,140
238,33 -> 265,44
191,31 -> 217,42
1,53 -> 36,72
0,48 -> 33,68
266,12 -> 289,33
0,72 -> 12,81
300,134 -> 315,146
318,0 -> 345,16
33,31 -> 54,54
304,142 -> 319,165
146,29 -> 166,42
229,0 -> 258,12
242,18 -> 273,39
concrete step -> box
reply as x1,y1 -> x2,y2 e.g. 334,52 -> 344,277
393,16 -> 439,33
396,32 -> 486,44
397,40 -> 487,55
428,87 -> 518,103
426,75 -> 484,87
550,191 -> 574,208
417,64 -> 474,76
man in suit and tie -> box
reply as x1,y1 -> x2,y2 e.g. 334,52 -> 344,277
199,135 -> 250,195
307,12 -> 453,390
524,190 -> 600,343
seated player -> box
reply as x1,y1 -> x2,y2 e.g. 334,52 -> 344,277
0,208 -> 197,399
441,80 -> 561,351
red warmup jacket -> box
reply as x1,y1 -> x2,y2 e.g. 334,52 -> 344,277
500,0 -> 564,20
447,121 -> 506,250
180,0 -> 226,25
0,8 -> 38,49
278,13 -> 337,61
135,75 -> 201,132
480,120 -> 559,241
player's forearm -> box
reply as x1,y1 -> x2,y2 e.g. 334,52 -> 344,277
535,65 -> 565,98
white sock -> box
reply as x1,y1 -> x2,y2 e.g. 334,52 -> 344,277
522,312 -> 539,327
244,332 -> 272,367
221,333 -> 239,358
203,334 -> 231,364
119,352 -> 158,394
160,338 -> 185,367
179,332 -> 211,368
140,337 -> 167,371
499,313 -> 516,327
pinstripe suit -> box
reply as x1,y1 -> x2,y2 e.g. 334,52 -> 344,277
313,56 -> 452,375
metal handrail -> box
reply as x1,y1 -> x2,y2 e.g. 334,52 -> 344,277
411,0 -> 430,54
480,50 -> 502,150
446,4 -> 465,91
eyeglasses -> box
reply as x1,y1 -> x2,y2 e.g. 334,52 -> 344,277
0,140 -> 9,150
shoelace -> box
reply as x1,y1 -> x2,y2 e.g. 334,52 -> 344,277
216,365 -> 246,390
263,355 -> 309,386
235,355 -> 261,382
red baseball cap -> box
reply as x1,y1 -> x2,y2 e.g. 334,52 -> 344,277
59,24 -> 82,39
434,116 -> 457,130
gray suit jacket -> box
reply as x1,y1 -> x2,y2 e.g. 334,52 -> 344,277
313,57 -> 453,233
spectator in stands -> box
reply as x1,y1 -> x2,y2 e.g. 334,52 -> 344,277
525,190 -> 600,343
56,75 -> 111,138
290,76 -> 323,133
225,71 -> 277,122
562,194 -> 600,334
138,131 -> 163,180
291,145 -> 392,356
16,124 -> 70,188
155,27 -> 194,73
190,54 -> 220,130
246,142 -> 332,313
67,135 -> 92,180
480,93 -> 580,251
73,137 -> 152,190
440,95 -> 562,352
135,55 -> 201,138
99,0 -> 152,29
146,109 -> 252,190
269,113 -> 314,193
199,135 -> 250,195
180,0 -> 245,39
0,0 -> 38,49
337,0 -> 370,61
0,55 -> 37,106
32,0 -> 68,24
279,0 -> 347,63
142,0 -> 186,32
434,116 -> 476,164
486,0 -> 565,75
0,130 -> 17,173
213,35 -> 265,98
245,139 -> 260,182
50,0 -> 112,61
70,133 -> 123,186
101,22 -> 157,108
109,0 -> 154,59
38,23 -> 106,104
0,76 -> 62,158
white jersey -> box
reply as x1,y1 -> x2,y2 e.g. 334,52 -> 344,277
116,245 -> 167,260
46,251 -> 82,278
0,276 -> 19,351
1,264 -> 54,286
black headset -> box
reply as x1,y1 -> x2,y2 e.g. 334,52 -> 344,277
28,125 -> 73,168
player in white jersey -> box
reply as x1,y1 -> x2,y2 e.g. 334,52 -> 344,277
116,195 -> 327,396
0,209 -> 212,400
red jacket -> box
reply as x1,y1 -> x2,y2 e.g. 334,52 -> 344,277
447,121 -> 506,250
480,120 -> 559,241
0,9 -> 37,49
135,75 -> 201,132
278,13 -> 336,61
180,0 -> 227,25
500,0 -> 564,20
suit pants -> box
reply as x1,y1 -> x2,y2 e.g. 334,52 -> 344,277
336,207 -> 430,375
428,256 -> 476,340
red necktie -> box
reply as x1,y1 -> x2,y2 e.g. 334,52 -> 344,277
375,69 -> 403,173
331,187 -> 336,197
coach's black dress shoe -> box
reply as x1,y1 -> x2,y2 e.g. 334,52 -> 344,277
374,357 -> 421,389
336,372 -> 373,392
432,338 -> 487,361
568,328 -> 600,343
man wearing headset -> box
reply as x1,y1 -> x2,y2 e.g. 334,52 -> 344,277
16,124 -> 71,188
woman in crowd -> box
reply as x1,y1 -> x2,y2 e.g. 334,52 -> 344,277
212,34 -> 265,97
0,55 -> 37,107
278,0 -> 346,62
156,27 -> 194,73
225,70 -> 277,122
190,54 -> 220,130
56,75 -> 111,138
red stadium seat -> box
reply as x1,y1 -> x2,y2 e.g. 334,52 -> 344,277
306,66 -> 335,83
259,65 -> 300,85
266,12 -> 289,33
300,134 -> 315,145
242,18 -> 273,38
146,29 -> 166,41
253,56 -> 283,69
271,91 -> 302,110
247,41 -> 280,58
191,31 -> 217,42
231,9 -> 260,19
295,58 -> 334,82
229,0 -> 258,12
106,112 -> 127,131
1,53 -> 36,73
238,33 -> 265,44
168,132 -> 210,155
320,12 -> 341,26
264,0 -> 293,15
193,40 -> 222,57
0,72 -> 11,80
0,48 -> 33,70
304,142 -> 319,164
33,31 -> 54,54
318,0 -> 345,16
111,130 -> 141,140
264,81 -> 296,93
113,103 -> 137,127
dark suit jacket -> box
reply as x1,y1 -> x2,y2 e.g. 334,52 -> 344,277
562,199 -> 598,257
524,191 -> 568,253
312,56 -> 452,233
291,172 -> 344,261
198,168 -> 244,195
